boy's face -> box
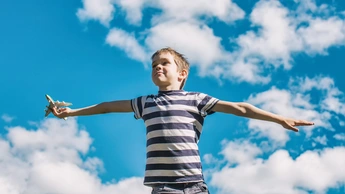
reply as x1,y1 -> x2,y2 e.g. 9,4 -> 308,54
151,52 -> 186,90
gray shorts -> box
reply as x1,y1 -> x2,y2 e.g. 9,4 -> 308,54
151,181 -> 210,194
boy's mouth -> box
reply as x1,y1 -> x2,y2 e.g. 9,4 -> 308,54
154,72 -> 164,76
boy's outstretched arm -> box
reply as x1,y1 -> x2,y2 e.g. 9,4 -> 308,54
211,100 -> 314,132
52,100 -> 132,119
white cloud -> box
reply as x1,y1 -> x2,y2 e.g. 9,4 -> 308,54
166,0 -> 344,84
334,133 -> 345,141
115,0 -> 145,25
220,140 -> 262,165
203,153 -> 219,165
83,157 -> 105,174
77,0 -> 242,78
340,121 -> 345,126
294,0 -> 318,14
236,0 -> 302,69
0,118 -> 151,194
294,76 -> 335,91
77,0 -> 115,26
106,28 -> 148,63
1,114 -> 15,123
145,20 -> 229,74
152,0 -> 245,24
298,17 -> 345,54
225,0 -> 345,83
79,0 -> 246,27
292,76 -> 345,116
209,143 -> 345,194
313,135 -> 328,146
322,95 -> 345,115
220,56 -> 271,84
247,87 -> 328,145
244,75 -> 345,146
78,0 -> 345,84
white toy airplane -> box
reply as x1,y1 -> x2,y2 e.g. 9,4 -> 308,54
45,94 -> 72,120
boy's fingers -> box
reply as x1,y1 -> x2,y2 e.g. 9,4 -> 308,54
51,107 -> 60,116
283,121 -> 298,132
289,125 -> 299,132
285,119 -> 314,132
59,108 -> 67,112
295,120 -> 314,126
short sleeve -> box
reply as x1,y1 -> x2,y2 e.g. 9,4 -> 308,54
131,96 -> 146,119
196,93 -> 219,117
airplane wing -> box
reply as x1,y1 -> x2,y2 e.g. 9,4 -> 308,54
45,108 -> 51,117
45,94 -> 71,120
55,101 -> 72,107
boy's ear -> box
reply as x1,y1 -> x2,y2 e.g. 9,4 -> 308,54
178,69 -> 188,80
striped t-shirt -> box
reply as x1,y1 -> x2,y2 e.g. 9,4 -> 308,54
131,90 -> 219,186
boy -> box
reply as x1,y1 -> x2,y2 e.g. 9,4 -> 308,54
52,47 -> 314,194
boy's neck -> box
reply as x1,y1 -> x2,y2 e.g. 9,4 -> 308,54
158,85 -> 181,91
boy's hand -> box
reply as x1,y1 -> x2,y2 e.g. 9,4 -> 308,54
280,118 -> 314,132
51,107 -> 72,119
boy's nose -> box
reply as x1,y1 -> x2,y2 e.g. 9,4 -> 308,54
155,65 -> 162,70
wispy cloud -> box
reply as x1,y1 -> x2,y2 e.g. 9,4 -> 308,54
0,118 -> 150,194
291,76 -> 345,116
334,133 -> 345,141
313,135 -> 328,146
1,114 -> 15,123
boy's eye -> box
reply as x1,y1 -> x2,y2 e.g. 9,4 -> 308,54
152,60 -> 169,69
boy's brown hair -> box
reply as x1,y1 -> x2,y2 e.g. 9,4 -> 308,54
151,47 -> 190,89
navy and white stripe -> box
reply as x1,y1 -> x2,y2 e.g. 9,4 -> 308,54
131,90 -> 219,185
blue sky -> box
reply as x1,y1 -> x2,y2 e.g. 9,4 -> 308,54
1,0 -> 345,193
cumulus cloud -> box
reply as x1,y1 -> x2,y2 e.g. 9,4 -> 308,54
208,140 -> 345,194
236,0 -> 302,69
0,118 -> 150,194
245,75 -> 345,145
1,114 -> 15,123
104,19 -> 231,73
224,0 -> 345,83
77,0 -> 345,84
115,0 -> 146,25
106,28 -> 148,63
298,17 -> 345,54
151,0 -> 245,24
78,0 -> 240,76
220,140 -> 262,165
145,20 -> 230,74
77,0 -> 115,26
247,87 -> 327,145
